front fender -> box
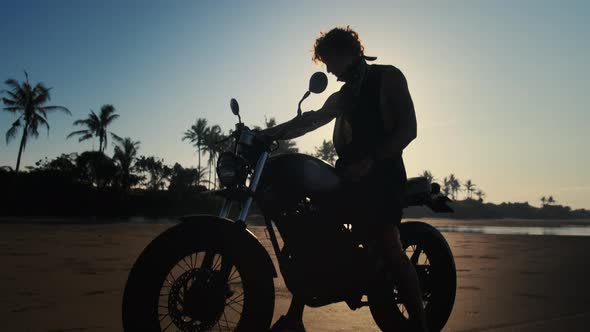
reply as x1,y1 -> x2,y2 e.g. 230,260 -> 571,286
179,215 -> 277,278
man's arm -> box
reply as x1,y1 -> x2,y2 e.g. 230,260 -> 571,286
262,92 -> 341,140
373,66 -> 417,160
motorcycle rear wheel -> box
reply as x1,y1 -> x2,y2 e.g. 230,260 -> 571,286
122,222 -> 275,332
368,221 -> 456,332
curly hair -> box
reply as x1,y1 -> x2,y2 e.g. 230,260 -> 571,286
312,26 -> 365,64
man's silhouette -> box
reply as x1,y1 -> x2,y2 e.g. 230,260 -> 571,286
264,26 -> 427,332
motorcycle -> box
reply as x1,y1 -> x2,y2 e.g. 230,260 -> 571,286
122,72 -> 456,332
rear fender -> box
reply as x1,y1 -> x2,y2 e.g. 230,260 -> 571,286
179,215 -> 277,278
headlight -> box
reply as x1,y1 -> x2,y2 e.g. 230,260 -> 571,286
216,152 -> 247,187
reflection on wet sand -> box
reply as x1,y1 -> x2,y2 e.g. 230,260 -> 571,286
436,225 -> 590,236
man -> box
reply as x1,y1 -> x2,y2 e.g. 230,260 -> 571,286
264,26 -> 427,332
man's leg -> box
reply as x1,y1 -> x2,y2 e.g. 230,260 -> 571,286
269,295 -> 306,331
371,223 -> 428,332
285,295 -> 305,321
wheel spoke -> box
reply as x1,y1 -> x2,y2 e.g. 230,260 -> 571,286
222,310 -> 231,330
213,254 -> 223,271
229,290 -> 244,302
162,318 -> 174,331
219,258 -> 234,280
228,274 -> 241,283
180,256 -> 192,271
156,250 -> 249,332
226,297 -> 244,308
225,303 -> 242,315
410,244 -> 422,265
194,252 -> 200,268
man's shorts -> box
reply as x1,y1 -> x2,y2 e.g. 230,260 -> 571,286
332,157 -> 408,226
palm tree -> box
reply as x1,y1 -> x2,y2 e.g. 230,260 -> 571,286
203,124 -> 222,189
442,177 -> 451,197
448,174 -> 461,200
475,189 -> 486,202
547,196 -> 556,205
464,179 -> 476,199
113,136 -> 140,190
182,118 -> 209,173
67,104 -> 120,153
540,196 -> 547,207
2,71 -> 71,172
421,170 -> 435,184
313,140 -> 337,166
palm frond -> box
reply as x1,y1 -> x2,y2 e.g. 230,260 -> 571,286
6,121 -> 21,143
110,132 -> 123,143
1,93 -> 19,104
4,79 -> 21,90
72,118 -> 93,126
32,84 -> 51,104
100,104 -> 116,121
27,124 -> 40,139
105,113 -> 120,124
89,110 -> 100,122
77,133 -> 94,142
2,106 -> 24,113
34,113 -> 50,133
182,130 -> 197,143
37,108 -> 48,119
67,129 -> 91,139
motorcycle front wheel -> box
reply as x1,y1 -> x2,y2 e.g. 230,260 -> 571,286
122,222 -> 275,332
368,221 -> 456,332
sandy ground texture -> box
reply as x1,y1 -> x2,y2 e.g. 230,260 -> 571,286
1,218 -> 590,331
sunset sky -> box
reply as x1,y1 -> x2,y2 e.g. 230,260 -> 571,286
1,0 -> 589,209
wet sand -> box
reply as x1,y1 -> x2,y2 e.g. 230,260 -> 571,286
1,219 -> 590,331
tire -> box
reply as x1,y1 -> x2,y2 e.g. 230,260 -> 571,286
122,221 -> 275,332
368,221 -> 456,332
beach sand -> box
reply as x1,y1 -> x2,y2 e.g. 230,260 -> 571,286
1,219 -> 590,331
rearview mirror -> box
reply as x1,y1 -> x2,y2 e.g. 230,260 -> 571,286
309,72 -> 328,94
297,72 -> 329,116
230,98 -> 240,116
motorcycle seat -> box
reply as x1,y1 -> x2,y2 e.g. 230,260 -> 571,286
404,177 -> 431,205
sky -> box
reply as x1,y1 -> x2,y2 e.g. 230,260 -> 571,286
1,0 -> 589,209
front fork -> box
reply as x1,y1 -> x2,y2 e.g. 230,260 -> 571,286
213,151 -> 270,280
218,150 -> 269,223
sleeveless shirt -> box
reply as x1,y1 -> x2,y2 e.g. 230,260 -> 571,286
332,63 -> 408,192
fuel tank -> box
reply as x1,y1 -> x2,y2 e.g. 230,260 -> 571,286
257,153 -> 341,208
